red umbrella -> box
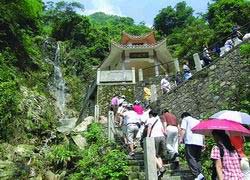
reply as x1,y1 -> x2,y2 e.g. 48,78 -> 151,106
191,119 -> 250,136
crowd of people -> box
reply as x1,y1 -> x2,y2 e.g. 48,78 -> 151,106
200,24 -> 250,64
109,95 -> 250,179
108,24 -> 250,179
158,25 -> 250,96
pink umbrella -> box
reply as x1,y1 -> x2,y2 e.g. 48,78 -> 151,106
191,119 -> 250,136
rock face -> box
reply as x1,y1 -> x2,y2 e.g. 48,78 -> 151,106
150,45 -> 250,120
19,86 -> 57,137
99,116 -> 108,124
57,117 -> 78,133
73,116 -> 94,133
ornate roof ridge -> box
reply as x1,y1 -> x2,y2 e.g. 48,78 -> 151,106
122,31 -> 154,39
112,39 -> 166,49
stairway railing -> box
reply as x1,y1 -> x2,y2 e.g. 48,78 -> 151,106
108,111 -> 115,141
143,137 -> 158,180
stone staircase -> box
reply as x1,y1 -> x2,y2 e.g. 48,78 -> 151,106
128,151 -> 145,180
114,125 -> 194,180
126,145 -> 194,180
162,165 -> 194,180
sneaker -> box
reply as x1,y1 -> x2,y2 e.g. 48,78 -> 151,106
128,152 -> 135,159
129,151 -> 135,156
158,166 -> 166,177
157,170 -> 161,177
171,153 -> 179,161
194,173 -> 204,180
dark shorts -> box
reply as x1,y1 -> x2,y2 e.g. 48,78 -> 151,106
154,136 -> 167,158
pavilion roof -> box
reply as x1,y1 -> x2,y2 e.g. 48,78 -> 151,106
121,32 -> 156,45
113,39 -> 166,49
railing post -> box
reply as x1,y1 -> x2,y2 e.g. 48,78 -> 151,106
174,58 -> 180,73
108,111 -> 115,141
154,61 -> 160,77
144,137 -> 157,180
139,68 -> 144,81
150,84 -> 157,102
97,69 -> 101,85
193,53 -> 202,71
94,105 -> 99,122
132,67 -> 136,84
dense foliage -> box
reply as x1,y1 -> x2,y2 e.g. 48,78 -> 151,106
46,123 -> 128,179
0,0 -> 249,179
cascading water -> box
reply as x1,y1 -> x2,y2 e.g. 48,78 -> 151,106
53,42 -> 66,116
43,40 -> 77,133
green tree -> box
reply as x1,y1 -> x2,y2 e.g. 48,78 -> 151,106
167,18 -> 214,60
154,1 -> 194,36
207,0 -> 250,41
43,1 -> 91,44
0,0 -> 43,69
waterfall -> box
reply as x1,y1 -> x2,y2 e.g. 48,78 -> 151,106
43,39 -> 78,133
53,42 -> 66,116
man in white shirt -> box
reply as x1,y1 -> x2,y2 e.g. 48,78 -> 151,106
161,74 -> 171,94
179,112 -> 205,180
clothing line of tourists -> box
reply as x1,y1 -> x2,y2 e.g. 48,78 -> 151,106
160,26 -> 250,96
200,25 -> 250,66
110,95 -> 250,179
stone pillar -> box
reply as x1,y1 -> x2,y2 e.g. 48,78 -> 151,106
150,84 -> 157,102
144,137 -> 157,180
94,105 -> 99,122
138,68 -> 144,81
132,67 -> 136,84
193,53 -> 202,71
108,111 -> 115,141
97,69 -> 101,85
174,58 -> 180,73
154,61 -> 160,77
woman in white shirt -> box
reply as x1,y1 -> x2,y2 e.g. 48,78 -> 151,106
146,109 -> 167,177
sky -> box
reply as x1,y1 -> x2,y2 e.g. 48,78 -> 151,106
43,0 -> 212,27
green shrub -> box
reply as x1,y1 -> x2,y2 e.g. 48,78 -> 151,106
47,144 -> 74,166
0,53 -> 21,141
68,123 -> 128,179
240,43 -> 250,56
84,122 -> 105,144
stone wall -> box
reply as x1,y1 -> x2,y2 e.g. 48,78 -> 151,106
151,43 -> 250,120
97,84 -> 135,115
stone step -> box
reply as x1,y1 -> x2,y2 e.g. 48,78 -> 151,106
133,152 -> 144,160
128,159 -> 144,166
128,171 -> 145,180
128,165 -> 144,172
163,168 -> 194,180
161,175 -> 182,180
161,174 -> 194,180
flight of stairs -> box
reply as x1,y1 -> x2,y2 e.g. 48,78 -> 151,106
114,128 -> 194,180
127,149 -> 194,180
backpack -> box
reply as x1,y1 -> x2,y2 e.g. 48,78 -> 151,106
211,145 -> 224,180
140,119 -> 158,148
